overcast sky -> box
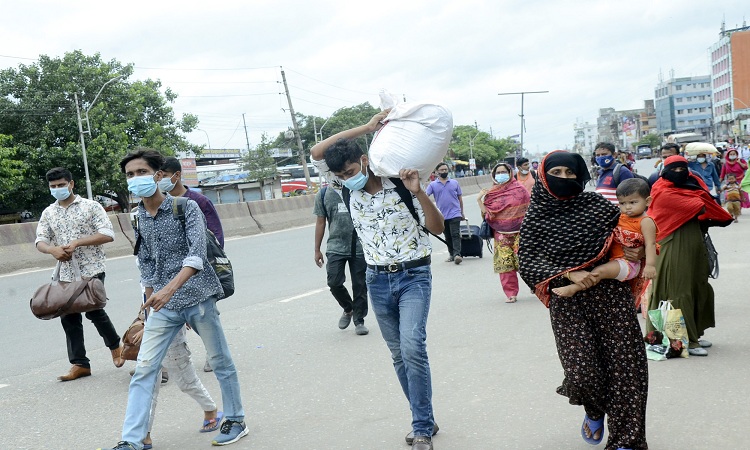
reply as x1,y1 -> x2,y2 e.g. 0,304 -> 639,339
2,0 -> 748,155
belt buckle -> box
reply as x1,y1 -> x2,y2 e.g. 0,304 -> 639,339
386,263 -> 399,273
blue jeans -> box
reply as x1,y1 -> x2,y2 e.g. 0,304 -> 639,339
366,265 -> 435,438
121,299 -> 244,447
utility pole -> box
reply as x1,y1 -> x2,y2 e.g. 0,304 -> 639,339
498,90 -> 549,165
242,113 -> 251,154
280,67 -> 312,188
74,93 -> 93,200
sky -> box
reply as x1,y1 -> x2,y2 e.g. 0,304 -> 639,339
1,0 -> 749,156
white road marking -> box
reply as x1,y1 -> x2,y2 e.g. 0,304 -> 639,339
278,288 -> 328,303
0,384 -> 9,389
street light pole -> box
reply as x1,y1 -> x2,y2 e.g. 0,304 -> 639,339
75,75 -> 123,200
497,90 -> 549,165
468,130 -> 480,174
196,128 -> 211,149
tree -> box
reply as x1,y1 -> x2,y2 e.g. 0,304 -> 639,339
0,51 -> 201,214
0,135 -> 26,207
636,133 -> 661,149
449,125 -> 512,169
240,132 -> 277,180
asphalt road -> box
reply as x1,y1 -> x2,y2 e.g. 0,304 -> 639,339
1,158 -> 748,449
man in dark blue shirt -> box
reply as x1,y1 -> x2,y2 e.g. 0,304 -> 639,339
100,149 -> 247,450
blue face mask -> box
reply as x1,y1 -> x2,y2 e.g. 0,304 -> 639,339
128,174 -> 158,198
342,159 -> 369,191
50,186 -> 71,201
157,173 -> 177,193
595,155 -> 615,168
494,173 -> 510,184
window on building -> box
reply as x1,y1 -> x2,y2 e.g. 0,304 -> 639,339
701,119 -> 707,124
676,98 -> 683,103
676,85 -> 682,91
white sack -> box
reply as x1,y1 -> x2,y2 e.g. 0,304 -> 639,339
369,102 -> 453,181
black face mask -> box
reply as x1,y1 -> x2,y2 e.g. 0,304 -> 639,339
546,176 -> 584,198
663,169 -> 689,185
438,172 -> 448,179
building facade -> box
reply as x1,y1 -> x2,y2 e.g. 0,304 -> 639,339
654,75 -> 712,141
710,22 -> 750,142
573,119 -> 597,155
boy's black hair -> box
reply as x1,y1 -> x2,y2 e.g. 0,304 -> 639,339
616,177 -> 650,198
46,167 -> 72,183
595,142 -> 616,154
516,157 -> 529,166
661,143 -> 680,153
119,148 -> 165,173
161,156 -> 182,173
435,162 -> 448,171
324,139 -> 364,173
726,173 -> 737,179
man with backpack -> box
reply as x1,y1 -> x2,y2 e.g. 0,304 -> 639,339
594,142 -> 635,204
159,156 -> 224,372
311,111 -> 444,450
100,149 -> 247,450
313,184 -> 369,335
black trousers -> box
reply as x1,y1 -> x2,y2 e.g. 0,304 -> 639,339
443,217 -> 463,258
326,253 -> 368,325
59,272 -> 121,368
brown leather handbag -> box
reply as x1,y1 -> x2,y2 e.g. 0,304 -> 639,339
30,259 -> 107,320
121,310 -> 146,361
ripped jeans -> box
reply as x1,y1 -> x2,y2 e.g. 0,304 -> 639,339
121,298 -> 244,447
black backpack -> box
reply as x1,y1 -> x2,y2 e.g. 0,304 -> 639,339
172,197 -> 234,299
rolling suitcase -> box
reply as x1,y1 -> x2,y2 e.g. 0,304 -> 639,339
459,220 -> 483,258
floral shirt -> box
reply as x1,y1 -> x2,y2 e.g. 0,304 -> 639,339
135,194 -> 223,310
35,195 -> 114,282
312,158 -> 431,265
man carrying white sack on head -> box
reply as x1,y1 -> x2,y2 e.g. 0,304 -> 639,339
311,98 -> 452,450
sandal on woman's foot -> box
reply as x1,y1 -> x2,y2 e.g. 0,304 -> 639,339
142,444 -> 152,450
505,297 -> 517,303
200,411 -> 224,433
581,414 -> 604,445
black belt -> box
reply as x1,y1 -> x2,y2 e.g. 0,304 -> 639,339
367,256 -> 431,273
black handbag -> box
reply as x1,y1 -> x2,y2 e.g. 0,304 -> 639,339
704,232 -> 719,279
479,219 -> 494,240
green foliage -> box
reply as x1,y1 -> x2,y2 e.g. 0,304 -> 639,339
636,133 -> 661,150
0,135 -> 26,206
241,132 -> 277,180
0,50 -> 201,214
449,125 -> 515,168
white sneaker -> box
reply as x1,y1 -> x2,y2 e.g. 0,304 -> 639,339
688,347 -> 708,357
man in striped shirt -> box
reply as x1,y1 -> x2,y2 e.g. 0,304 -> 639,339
594,142 -> 633,204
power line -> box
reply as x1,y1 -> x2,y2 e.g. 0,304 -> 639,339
284,67 -> 376,96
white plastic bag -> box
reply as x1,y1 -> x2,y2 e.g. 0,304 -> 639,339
369,90 -> 453,181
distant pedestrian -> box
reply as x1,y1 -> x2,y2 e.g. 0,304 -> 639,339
311,109 -> 444,450
478,163 -> 529,303
35,167 -> 124,382
100,149 -> 248,450
688,152 -> 721,196
647,155 -> 733,356
313,185 -> 369,335
514,157 -> 536,193
519,151 -> 649,450
426,162 -> 465,264
722,173 -> 742,222
595,142 -> 634,204
719,148 -> 750,208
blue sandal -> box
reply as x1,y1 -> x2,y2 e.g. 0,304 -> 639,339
200,411 -> 224,433
581,414 -> 604,445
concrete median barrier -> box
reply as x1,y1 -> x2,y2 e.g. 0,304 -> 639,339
215,203 -> 261,237
457,176 -> 481,195
248,194 -> 316,232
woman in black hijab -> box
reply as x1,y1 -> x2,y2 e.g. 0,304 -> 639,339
519,151 -> 649,450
